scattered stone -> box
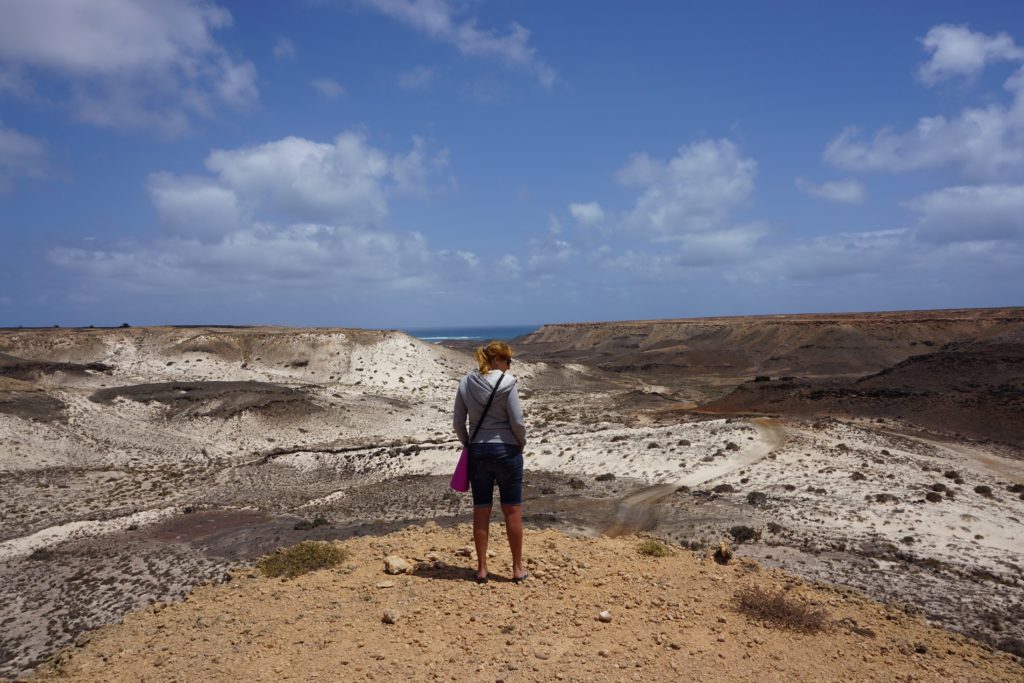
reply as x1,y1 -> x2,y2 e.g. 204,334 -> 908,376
598,610 -> 613,623
382,609 -> 400,624
376,581 -> 396,589
714,541 -> 733,565
383,555 -> 411,574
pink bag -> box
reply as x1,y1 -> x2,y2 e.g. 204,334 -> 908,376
449,447 -> 470,492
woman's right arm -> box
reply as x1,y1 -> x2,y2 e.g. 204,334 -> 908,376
453,382 -> 470,446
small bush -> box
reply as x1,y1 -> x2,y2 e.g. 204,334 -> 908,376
729,525 -> 761,543
256,541 -> 349,579
735,586 -> 829,632
595,472 -> 616,482
637,539 -> 672,557
974,485 -> 994,498
746,491 -> 768,506
924,491 -> 943,503
713,484 -> 736,494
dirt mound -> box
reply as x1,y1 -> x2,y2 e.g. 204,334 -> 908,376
700,342 -> 1024,446
0,353 -> 110,382
0,391 -> 65,423
29,524 -> 1022,682
89,381 -> 319,419
516,308 -> 1024,386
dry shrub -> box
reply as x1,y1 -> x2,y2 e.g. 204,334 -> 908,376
735,585 -> 829,633
257,541 -> 349,579
637,539 -> 672,557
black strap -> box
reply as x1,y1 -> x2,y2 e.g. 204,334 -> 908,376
469,372 -> 505,443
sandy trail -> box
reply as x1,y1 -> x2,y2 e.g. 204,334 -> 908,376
883,429 -> 1024,484
603,418 -> 788,536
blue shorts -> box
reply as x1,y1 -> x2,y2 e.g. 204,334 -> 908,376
469,442 -> 523,507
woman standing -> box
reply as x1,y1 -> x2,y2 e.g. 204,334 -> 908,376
453,341 -> 528,583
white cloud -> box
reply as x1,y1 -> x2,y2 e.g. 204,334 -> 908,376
0,122 -> 46,190
50,130 -> 471,295
397,65 -> 435,90
273,37 -> 296,60
795,177 -> 865,203
526,237 -> 575,275
0,0 -> 257,135
825,27 -> 1024,179
309,78 -> 346,100
569,201 -> 604,225
907,184 -> 1024,244
918,24 -> 1024,85
203,131 -> 437,224
146,172 -> 243,240
360,0 -> 556,87
616,139 -> 757,238
50,224 -> 480,294
498,254 -> 522,279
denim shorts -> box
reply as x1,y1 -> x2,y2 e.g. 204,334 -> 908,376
469,442 -> 523,507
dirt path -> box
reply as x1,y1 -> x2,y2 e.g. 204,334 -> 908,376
603,418 -> 788,536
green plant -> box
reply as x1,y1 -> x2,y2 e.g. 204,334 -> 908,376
256,541 -> 349,579
735,586 -> 829,632
637,539 -> 672,557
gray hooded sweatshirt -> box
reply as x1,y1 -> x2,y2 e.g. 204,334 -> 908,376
453,369 -> 527,448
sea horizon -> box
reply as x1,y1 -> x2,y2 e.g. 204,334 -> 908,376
401,324 -> 540,343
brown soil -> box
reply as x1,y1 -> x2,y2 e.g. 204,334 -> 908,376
29,524 -> 1022,683
701,341 -> 1024,446
516,307 -> 1024,388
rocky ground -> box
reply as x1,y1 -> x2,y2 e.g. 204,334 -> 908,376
27,525 -> 1024,682
1,323 -> 1023,679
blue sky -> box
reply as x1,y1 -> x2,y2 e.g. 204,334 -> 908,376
1,1 -> 1022,328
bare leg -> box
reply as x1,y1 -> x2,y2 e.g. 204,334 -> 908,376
501,503 -> 525,579
473,505 -> 491,579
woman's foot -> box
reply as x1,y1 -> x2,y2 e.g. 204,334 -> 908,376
474,572 -> 488,584
512,571 -> 529,584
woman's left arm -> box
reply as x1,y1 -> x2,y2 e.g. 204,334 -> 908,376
507,382 -> 527,448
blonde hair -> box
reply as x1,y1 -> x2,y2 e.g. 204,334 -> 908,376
475,340 -> 514,374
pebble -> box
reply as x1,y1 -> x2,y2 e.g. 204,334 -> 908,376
382,609 -> 400,624
599,610 -> 613,623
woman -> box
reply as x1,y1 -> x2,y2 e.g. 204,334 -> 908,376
453,340 -> 528,584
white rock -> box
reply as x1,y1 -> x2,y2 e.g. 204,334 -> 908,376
598,610 -> 612,623
383,555 -> 411,574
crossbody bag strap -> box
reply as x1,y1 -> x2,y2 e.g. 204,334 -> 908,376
469,372 -> 505,443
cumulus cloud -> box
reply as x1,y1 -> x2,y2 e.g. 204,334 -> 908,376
360,0 -> 556,87
569,201 -> 604,225
795,177 -> 865,203
0,0 -> 258,135
825,26 -> 1024,179
0,122 -> 47,191
616,139 -> 757,238
50,131 -> 469,295
147,172 -> 244,240
397,65 -> 435,90
202,131 -> 441,224
918,24 -> 1024,84
273,37 -> 296,60
309,78 -> 346,100
50,224 -> 481,294
907,184 -> 1024,244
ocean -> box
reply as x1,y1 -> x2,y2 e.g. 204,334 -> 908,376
402,324 -> 540,343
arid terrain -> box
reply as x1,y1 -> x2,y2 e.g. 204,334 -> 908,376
1,309 -> 1023,680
